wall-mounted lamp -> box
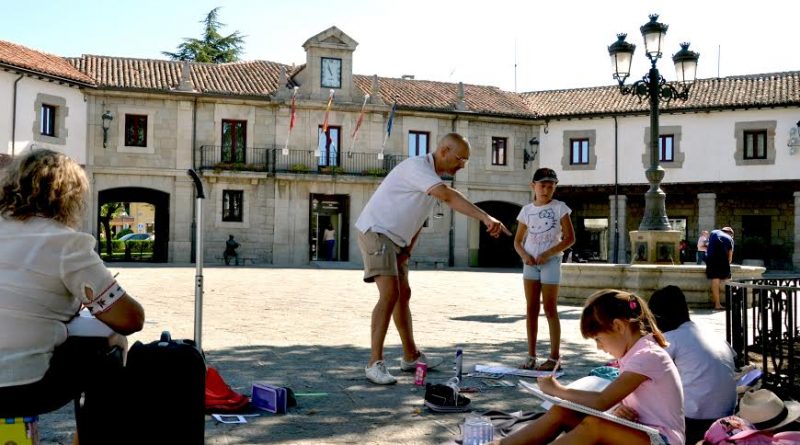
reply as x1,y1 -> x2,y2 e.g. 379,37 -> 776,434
788,120 -> 800,155
101,110 -> 113,148
523,137 -> 539,169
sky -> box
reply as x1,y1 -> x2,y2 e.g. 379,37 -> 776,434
2,0 -> 798,93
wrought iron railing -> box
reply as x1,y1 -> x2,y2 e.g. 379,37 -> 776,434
195,145 -> 270,172
727,277 -> 800,397
196,146 -> 406,177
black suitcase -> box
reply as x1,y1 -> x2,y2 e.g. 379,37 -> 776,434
124,331 -> 206,445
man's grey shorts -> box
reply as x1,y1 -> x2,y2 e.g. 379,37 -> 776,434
357,230 -> 407,283
522,255 -> 563,284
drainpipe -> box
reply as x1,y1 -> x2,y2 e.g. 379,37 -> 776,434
613,116 -> 620,264
11,74 -> 23,155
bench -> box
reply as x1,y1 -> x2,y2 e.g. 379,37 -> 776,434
214,255 -> 257,266
409,257 -> 448,269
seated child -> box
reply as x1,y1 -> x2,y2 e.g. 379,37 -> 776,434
648,285 -> 736,445
489,289 -> 684,445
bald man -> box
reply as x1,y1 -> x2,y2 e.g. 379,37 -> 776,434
355,132 -> 511,384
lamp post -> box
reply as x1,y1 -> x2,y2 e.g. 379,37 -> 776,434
608,14 -> 699,231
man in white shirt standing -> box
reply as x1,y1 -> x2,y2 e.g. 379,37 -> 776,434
356,132 -> 511,384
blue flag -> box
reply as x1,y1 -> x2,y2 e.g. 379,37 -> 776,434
386,102 -> 397,137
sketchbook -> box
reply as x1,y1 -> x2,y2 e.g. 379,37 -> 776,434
474,364 -> 564,378
517,380 -> 665,445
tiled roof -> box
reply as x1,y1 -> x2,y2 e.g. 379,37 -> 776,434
0,40 -> 94,85
522,71 -> 800,118
353,75 -> 536,117
68,55 -> 294,97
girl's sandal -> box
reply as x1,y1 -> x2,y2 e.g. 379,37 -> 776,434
518,356 -> 537,370
534,358 -> 561,372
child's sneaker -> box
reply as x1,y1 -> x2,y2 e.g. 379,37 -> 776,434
400,351 -> 444,372
365,360 -> 397,385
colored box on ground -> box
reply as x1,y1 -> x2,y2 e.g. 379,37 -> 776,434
0,416 -> 39,445
251,383 -> 287,414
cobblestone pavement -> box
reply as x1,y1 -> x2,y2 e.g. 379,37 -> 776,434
38,265 -> 728,444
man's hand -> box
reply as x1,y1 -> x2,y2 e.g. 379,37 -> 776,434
397,246 -> 412,265
483,215 -> 512,238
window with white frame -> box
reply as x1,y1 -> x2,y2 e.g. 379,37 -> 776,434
33,93 -> 67,145
491,137 -> 507,165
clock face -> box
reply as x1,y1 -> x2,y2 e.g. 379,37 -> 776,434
321,57 -> 342,88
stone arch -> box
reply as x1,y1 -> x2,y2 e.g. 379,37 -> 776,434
98,187 -> 170,262
474,200 -> 522,268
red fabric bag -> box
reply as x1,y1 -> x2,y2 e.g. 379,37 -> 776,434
205,367 -> 250,413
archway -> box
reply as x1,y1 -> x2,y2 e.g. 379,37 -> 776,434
476,201 -> 522,267
98,187 -> 170,262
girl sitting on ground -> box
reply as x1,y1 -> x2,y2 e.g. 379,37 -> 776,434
489,289 -> 684,445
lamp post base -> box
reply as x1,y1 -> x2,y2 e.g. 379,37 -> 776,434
629,230 -> 682,264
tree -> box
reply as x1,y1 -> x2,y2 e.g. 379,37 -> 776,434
162,7 -> 245,63
99,202 -> 124,257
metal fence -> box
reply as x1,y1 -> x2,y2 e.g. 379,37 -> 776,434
726,277 -> 800,397
196,145 -> 407,177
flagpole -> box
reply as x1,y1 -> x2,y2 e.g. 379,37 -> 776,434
318,89 -> 335,158
349,93 -> 370,152
379,101 -> 397,160
282,86 -> 299,155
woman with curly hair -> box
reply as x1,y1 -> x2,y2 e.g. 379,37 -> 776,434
0,148 -> 145,444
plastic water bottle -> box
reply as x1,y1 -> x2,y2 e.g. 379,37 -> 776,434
463,415 -> 493,445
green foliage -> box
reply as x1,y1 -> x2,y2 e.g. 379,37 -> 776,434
115,228 -> 133,239
162,7 -> 245,63
320,165 -> 345,175
362,167 -> 387,177
289,163 -> 311,173
212,162 -> 266,172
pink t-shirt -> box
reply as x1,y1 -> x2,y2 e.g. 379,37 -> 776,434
618,334 -> 685,445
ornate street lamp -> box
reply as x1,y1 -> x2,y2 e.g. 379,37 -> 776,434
608,14 -> 699,232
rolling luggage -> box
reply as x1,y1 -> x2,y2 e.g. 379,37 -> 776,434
122,169 -> 208,444
124,331 -> 206,444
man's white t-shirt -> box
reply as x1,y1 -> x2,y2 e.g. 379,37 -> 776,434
516,200 -> 571,258
0,217 -> 115,387
355,153 -> 443,247
664,321 -> 737,419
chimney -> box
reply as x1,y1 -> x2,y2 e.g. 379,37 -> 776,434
401,74 -> 415,80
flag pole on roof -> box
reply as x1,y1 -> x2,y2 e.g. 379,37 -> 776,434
282,86 -> 299,156
349,93 -> 370,153
317,89 -> 335,158
379,100 -> 397,160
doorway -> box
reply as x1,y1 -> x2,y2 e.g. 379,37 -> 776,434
309,194 -> 349,262
475,201 -> 522,267
98,187 -> 170,262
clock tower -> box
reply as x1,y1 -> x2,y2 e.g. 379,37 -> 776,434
300,26 -> 359,102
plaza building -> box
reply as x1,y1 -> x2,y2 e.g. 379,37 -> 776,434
1,27 -> 798,270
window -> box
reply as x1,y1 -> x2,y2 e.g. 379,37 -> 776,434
125,114 -> 148,147
570,139 -> 590,165
491,137 -> 507,166
318,126 -> 341,167
659,135 -> 674,162
222,190 -> 243,222
41,104 -> 56,136
408,131 -> 429,157
222,120 -> 247,163
743,130 -> 767,160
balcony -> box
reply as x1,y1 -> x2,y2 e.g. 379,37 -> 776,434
727,276 -> 800,397
195,145 -> 406,177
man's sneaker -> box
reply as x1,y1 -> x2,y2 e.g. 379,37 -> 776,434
365,360 -> 397,385
424,382 -> 471,413
400,351 -> 445,372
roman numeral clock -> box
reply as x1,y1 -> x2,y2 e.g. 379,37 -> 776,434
321,57 -> 342,88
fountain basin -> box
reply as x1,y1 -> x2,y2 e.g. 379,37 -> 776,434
560,263 -> 765,308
